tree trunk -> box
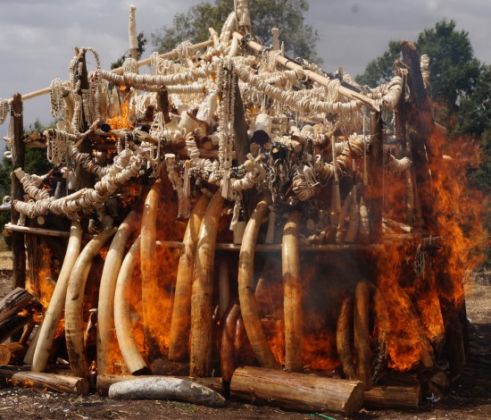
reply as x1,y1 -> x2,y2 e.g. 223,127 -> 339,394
230,366 -> 364,414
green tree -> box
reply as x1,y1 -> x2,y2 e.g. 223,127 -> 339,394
355,41 -> 401,87
416,20 -> 481,112
356,21 -> 481,112
151,0 -> 321,63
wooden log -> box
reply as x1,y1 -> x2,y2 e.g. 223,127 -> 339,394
32,222 -> 82,372
220,303 -> 240,384
108,376 -> 226,407
354,281 -> 371,387
366,112 -> 384,242
364,384 -> 421,409
10,93 -> 26,289
401,41 -> 437,233
230,366 -> 364,414
0,369 -> 89,395
238,199 -> 279,369
65,228 -> 116,378
114,236 -> 149,375
168,195 -> 210,361
0,314 -> 31,343
141,181 -> 160,352
336,296 -> 356,379
190,190 -> 224,377
0,287 -> 34,323
98,211 -> 140,376
282,211 -> 303,372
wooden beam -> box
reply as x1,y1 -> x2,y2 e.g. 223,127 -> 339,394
10,93 -> 26,289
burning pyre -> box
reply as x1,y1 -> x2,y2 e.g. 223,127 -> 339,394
0,0 -> 487,414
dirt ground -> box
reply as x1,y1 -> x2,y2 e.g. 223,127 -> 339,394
0,256 -> 489,419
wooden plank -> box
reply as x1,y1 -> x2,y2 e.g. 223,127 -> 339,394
10,93 -> 26,289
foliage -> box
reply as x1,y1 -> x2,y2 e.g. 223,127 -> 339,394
355,41 -> 402,87
356,21 -> 481,112
111,32 -> 147,69
151,0 -> 321,63
0,120 -> 52,229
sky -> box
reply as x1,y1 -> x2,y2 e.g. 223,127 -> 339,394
1,0 -> 491,134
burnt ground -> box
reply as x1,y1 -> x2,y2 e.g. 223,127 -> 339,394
0,255 -> 489,420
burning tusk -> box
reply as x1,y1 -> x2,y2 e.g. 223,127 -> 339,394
65,228 -> 116,378
218,259 -> 231,319
141,180 -> 160,353
32,222 -> 82,373
336,296 -> 356,379
97,211 -> 140,377
168,194 -> 210,362
238,199 -> 279,369
114,236 -> 149,374
282,211 -> 303,372
190,190 -> 224,377
372,287 -> 389,384
354,280 -> 372,387
220,303 -> 241,385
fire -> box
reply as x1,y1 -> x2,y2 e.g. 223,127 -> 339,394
107,87 -> 133,130
375,127 -> 487,371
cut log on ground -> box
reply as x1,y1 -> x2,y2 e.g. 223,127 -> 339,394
168,194 -> 209,361
230,366 -> 364,414
0,368 -> 89,395
190,190 -> 224,377
282,211 -> 303,372
108,376 -> 226,407
238,198 -> 279,369
364,384 -> 421,409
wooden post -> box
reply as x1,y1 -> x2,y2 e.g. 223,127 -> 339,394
367,112 -> 384,242
10,93 -> 26,289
